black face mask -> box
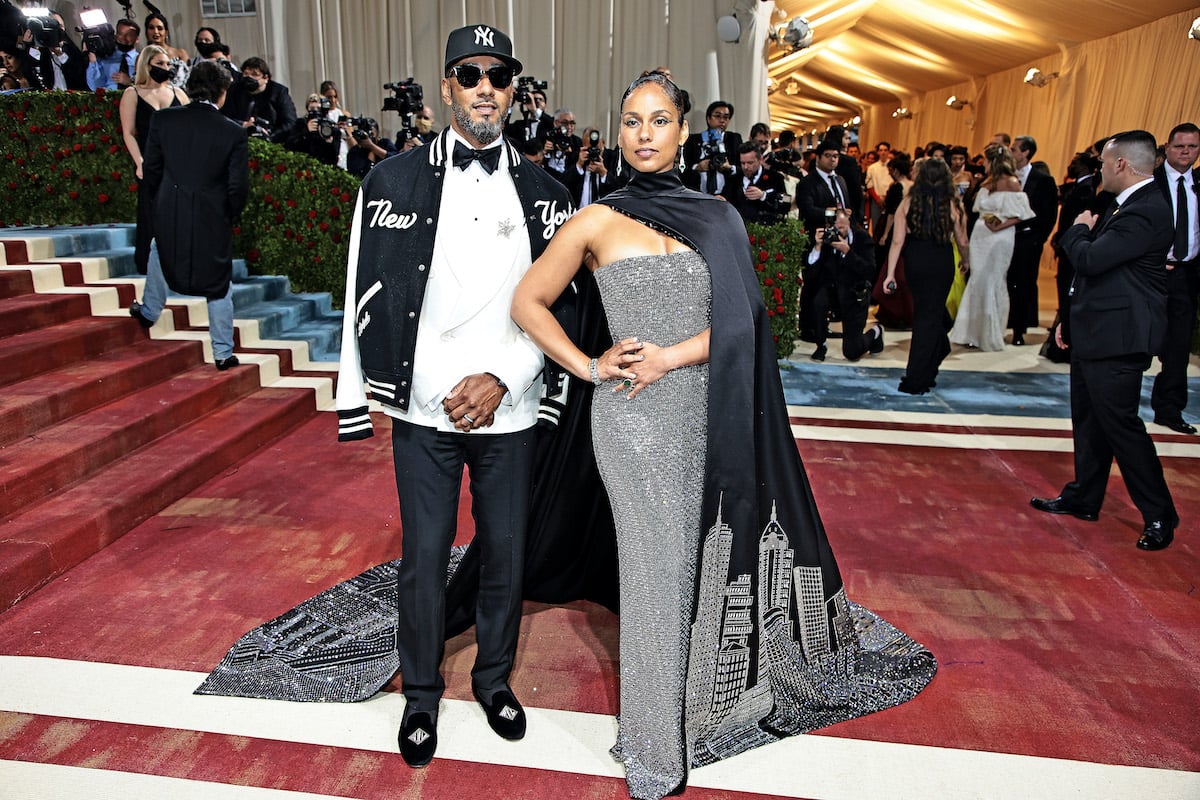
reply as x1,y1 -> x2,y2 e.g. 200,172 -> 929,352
116,41 -> 135,53
149,65 -> 172,84
240,75 -> 260,92
195,40 -> 220,57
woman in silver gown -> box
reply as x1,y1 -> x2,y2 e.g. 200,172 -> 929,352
512,72 -> 935,800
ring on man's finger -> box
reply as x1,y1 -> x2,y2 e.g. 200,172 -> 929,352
463,413 -> 475,424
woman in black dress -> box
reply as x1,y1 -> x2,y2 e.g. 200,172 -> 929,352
882,157 -> 969,394
118,44 -> 188,274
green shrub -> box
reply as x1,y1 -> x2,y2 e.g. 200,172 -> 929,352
3,90 -> 807,340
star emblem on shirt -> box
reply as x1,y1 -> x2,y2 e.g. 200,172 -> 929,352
498,218 -> 516,238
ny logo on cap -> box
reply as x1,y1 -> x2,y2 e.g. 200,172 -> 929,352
474,26 -> 494,47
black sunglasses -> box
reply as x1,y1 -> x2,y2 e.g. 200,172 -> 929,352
447,63 -> 514,90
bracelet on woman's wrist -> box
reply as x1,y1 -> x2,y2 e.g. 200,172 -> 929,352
589,357 -> 602,386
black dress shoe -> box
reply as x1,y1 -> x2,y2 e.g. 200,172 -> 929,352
128,301 -> 155,329
215,355 -> 240,371
1030,496 -> 1099,522
811,344 -> 827,362
1012,331 -> 1025,346
897,377 -> 928,395
1137,520 -> 1176,551
869,324 -> 885,354
398,711 -> 437,768
474,688 -> 526,740
1153,417 -> 1197,435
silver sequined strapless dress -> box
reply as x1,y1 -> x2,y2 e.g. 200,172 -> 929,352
592,251 -> 710,800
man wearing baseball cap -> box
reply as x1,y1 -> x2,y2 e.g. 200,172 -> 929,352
334,23 -> 574,767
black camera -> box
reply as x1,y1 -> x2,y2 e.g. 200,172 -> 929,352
348,116 -> 375,141
585,129 -> 601,164
546,125 -> 573,157
307,97 -> 336,139
700,133 -> 727,171
513,75 -> 547,107
383,79 -> 423,141
822,225 -> 841,243
248,119 -> 272,140
383,79 -> 422,115
22,9 -> 64,49
76,8 -> 116,58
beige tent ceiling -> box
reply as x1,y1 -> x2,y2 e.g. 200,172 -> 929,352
766,0 -> 1200,131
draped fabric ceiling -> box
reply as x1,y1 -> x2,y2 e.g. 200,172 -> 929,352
767,1 -> 1200,167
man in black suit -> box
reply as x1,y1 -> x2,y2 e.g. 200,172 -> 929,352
335,24 -> 574,767
560,127 -> 623,207
795,138 -> 852,342
1007,135 -> 1059,345
681,100 -> 741,194
806,208 -> 884,361
722,142 -> 786,225
129,60 -> 248,371
503,85 -> 551,144
1149,122 -> 1200,434
221,56 -> 297,142
1031,130 -> 1179,551
826,124 -> 864,220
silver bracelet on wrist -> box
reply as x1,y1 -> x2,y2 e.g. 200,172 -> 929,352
589,357 -> 602,386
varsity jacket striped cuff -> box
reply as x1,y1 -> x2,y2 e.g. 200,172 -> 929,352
337,406 -> 374,441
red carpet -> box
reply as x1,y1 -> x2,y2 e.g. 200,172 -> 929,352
1,411 -> 1197,799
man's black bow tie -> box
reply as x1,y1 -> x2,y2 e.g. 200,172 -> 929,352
452,141 -> 502,174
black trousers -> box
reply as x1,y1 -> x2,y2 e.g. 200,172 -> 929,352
902,240 -> 953,390
1060,354 -> 1176,524
814,276 -> 873,360
391,420 -> 533,716
1150,261 -> 1200,421
1006,235 -> 1043,333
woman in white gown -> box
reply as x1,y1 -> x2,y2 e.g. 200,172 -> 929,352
950,145 -> 1035,351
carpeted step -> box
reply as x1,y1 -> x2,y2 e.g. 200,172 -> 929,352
272,318 -> 342,364
0,316 -> 143,388
0,384 -> 316,610
0,270 -> 34,298
0,338 -> 201,448
0,361 -> 265,516
0,292 -> 95,338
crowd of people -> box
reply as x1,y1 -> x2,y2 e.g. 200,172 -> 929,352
4,8 -> 1192,798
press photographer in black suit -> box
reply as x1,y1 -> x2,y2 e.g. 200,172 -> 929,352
681,100 -> 741,194
1031,130 -> 1179,552
283,93 -> 341,166
722,142 -> 787,226
795,138 -> 853,343
806,208 -> 884,362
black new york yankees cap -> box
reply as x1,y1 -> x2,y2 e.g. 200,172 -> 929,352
444,24 -> 523,74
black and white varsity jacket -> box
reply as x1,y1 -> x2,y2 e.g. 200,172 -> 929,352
336,127 -> 575,441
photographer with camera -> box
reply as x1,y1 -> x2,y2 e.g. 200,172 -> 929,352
503,77 -> 550,143
682,100 -> 741,194
722,142 -> 787,226
560,126 -> 622,207
807,207 -> 884,361
15,9 -> 87,90
380,76 -> 425,152
222,56 -> 296,142
0,40 -> 37,90
542,107 -> 581,181
346,116 -> 397,177
84,16 -> 138,91
283,93 -> 341,166
796,138 -> 854,343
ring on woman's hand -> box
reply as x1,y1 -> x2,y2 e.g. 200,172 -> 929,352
621,378 -> 633,388
463,414 -> 475,424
